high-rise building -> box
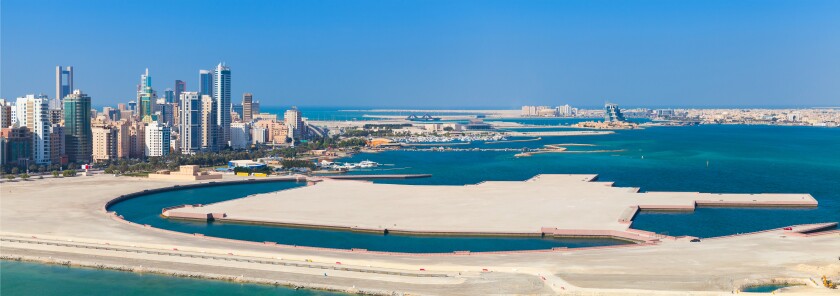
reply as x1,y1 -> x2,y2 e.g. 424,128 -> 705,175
144,121 -> 170,157
174,80 -> 186,103
200,95 -> 217,152
242,93 -> 253,122
199,70 -> 213,97
137,68 -> 154,117
128,101 -> 137,112
154,98 -> 174,125
251,126 -> 267,144
1,127 -> 33,167
179,92 -> 201,154
129,121 -> 145,159
164,88 -> 175,104
49,124 -> 65,165
255,120 -> 289,145
284,107 -> 303,140
14,94 -> 52,165
92,125 -> 118,162
63,90 -> 92,164
604,103 -> 626,122
230,122 -> 250,150
213,63 -> 231,149
0,99 -> 12,128
56,66 -> 74,106
114,120 -> 130,159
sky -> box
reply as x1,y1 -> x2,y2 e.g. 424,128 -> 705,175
2,0 -> 839,108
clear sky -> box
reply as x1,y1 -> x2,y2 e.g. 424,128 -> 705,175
2,0 -> 839,108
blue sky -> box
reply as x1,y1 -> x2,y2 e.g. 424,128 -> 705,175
2,0 -> 839,108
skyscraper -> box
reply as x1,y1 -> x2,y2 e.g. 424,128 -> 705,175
63,90 -> 92,164
137,68 -> 154,117
164,88 -> 175,104
284,107 -> 303,140
213,63 -> 231,149
174,80 -> 186,103
92,125 -> 118,162
56,66 -> 74,106
242,93 -> 253,122
179,92 -> 201,154
144,121 -> 170,157
199,70 -> 213,97
200,95 -> 217,152
15,94 -> 51,165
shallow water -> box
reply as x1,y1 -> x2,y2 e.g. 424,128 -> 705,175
0,261 -> 348,296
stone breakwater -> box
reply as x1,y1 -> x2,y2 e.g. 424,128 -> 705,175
0,255 -> 393,296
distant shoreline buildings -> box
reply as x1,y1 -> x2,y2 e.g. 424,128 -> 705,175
0,64 -> 323,171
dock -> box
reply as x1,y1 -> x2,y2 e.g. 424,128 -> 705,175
319,174 -> 432,180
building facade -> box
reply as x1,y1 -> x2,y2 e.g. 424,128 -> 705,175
179,92 -> 202,154
63,90 -> 92,164
213,63 -> 231,149
242,93 -> 253,122
144,121 -> 170,157
92,125 -> 118,162
230,122 -> 250,150
200,95 -> 217,152
56,66 -> 74,106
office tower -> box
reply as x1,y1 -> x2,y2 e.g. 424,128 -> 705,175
284,107 -> 303,140
200,95 -> 217,151
56,66 -> 74,106
92,125 -> 118,162
229,122 -> 250,150
0,99 -> 12,128
118,103 -> 126,111
144,121 -> 170,157
63,90 -> 92,164
15,94 -> 52,165
179,92 -> 201,154
49,124 -> 65,165
199,70 -> 213,97
114,120 -> 130,159
174,80 -> 186,103
137,68 -> 154,117
604,103 -> 626,122
164,88 -> 174,104
128,101 -> 137,112
242,93 -> 253,122
213,63 -> 231,149
252,101 -> 260,115
154,98 -> 174,125
129,121 -> 145,159
1,127 -> 33,167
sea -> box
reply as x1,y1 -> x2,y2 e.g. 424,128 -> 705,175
4,109 -> 839,295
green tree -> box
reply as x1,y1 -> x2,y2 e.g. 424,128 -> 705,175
52,171 -> 60,178
20,173 -> 30,180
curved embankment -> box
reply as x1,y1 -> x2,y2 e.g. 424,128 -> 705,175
105,174 -> 829,256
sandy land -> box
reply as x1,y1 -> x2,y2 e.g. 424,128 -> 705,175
1,174 -> 839,295
167,175 -> 816,235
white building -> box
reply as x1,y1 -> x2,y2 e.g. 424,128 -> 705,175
15,94 -> 51,165
179,92 -> 201,154
144,121 -> 171,157
251,126 -> 267,144
284,107 -> 303,140
230,122 -> 250,150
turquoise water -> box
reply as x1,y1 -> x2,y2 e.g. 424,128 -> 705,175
0,261 -> 347,296
740,283 -> 797,293
109,182 -> 628,252
341,125 -> 840,237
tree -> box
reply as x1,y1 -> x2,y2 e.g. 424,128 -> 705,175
11,167 -> 19,175
6,175 -> 15,181
443,126 -> 454,131
52,171 -> 60,178
20,173 -> 30,180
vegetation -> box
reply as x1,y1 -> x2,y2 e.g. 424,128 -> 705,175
281,159 -> 315,169
52,171 -> 60,178
19,173 -> 30,180
62,169 -> 77,177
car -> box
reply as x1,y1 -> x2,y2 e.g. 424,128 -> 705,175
690,238 -> 701,242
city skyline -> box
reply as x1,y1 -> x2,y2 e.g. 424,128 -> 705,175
2,0 -> 840,107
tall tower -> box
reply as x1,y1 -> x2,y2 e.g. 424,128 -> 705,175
199,70 -> 213,97
15,94 -> 51,165
179,92 -> 202,154
284,107 -> 303,140
242,93 -> 253,122
174,80 -> 186,103
137,68 -> 154,117
63,90 -> 92,164
200,95 -> 217,151
56,66 -> 74,107
604,103 -> 625,122
213,63 -> 231,149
